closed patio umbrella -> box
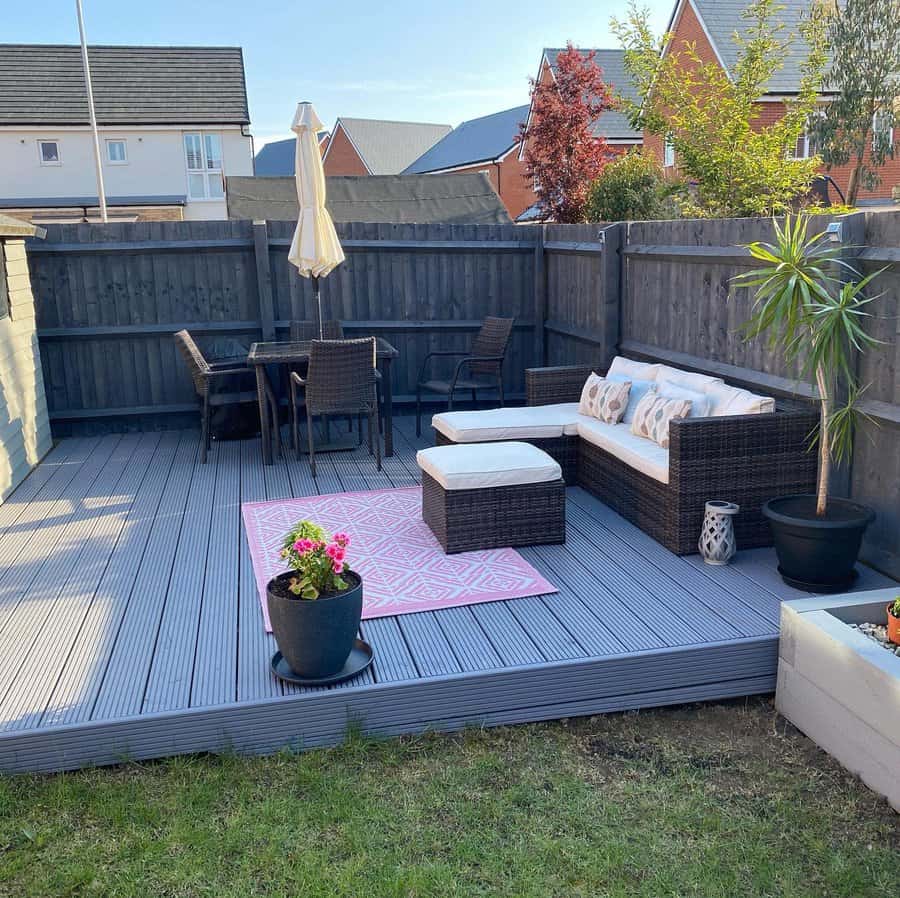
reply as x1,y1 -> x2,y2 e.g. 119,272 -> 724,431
288,102 -> 345,339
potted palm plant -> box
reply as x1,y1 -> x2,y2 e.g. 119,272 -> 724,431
734,214 -> 882,592
267,520 -> 363,679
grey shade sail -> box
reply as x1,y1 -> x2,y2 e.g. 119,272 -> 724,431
0,44 -> 250,125
226,173 -> 512,224
403,105 -> 530,174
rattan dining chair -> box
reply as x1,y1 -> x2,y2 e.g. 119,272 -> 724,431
174,329 -> 278,463
415,316 -> 514,435
289,338 -> 381,478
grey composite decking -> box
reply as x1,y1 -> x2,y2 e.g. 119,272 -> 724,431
0,419 -> 894,774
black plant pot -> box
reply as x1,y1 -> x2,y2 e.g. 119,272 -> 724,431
267,570 -> 363,678
762,495 -> 875,593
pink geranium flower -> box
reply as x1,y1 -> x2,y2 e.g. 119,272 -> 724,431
333,532 -> 351,548
332,561 -> 344,574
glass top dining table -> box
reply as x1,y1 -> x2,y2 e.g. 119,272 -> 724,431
246,338 -> 399,465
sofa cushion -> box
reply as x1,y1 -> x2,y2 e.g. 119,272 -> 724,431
607,356 -> 662,382
705,382 -> 776,416
607,374 -> 658,424
417,442 -> 562,491
655,364 -> 723,393
576,416 -> 670,484
630,392 -> 692,449
578,374 -> 631,424
432,403 -> 580,442
657,382 -> 711,418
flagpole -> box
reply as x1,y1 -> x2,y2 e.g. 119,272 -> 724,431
75,0 -> 108,223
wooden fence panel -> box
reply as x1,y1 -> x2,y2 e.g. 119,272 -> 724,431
542,222 -> 620,369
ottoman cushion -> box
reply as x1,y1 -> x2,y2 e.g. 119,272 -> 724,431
417,442 -> 562,491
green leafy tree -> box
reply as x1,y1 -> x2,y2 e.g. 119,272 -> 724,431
810,0 -> 900,206
584,151 -> 677,221
611,0 -> 828,217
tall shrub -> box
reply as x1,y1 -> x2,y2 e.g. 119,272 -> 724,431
584,151 -> 673,221
612,0 -> 828,217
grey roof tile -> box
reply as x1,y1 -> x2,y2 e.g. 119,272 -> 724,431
335,118 -> 451,175
403,105 -> 530,173
544,48 -> 642,140
0,44 -> 250,125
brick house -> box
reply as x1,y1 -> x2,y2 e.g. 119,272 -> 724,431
516,47 -> 643,220
322,118 -> 450,177
403,105 -> 532,219
652,0 -> 900,203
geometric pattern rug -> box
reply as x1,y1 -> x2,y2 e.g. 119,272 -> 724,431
241,487 -> 558,631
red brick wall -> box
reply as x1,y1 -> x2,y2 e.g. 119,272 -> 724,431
323,125 -> 369,176
647,0 -> 900,201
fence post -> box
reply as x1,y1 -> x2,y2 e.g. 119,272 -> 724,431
533,224 -> 548,367
253,220 -> 276,341
599,222 -> 624,366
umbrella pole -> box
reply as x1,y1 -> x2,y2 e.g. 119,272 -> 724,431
313,275 -> 323,340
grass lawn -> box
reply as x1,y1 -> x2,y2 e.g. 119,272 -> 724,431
0,697 -> 896,898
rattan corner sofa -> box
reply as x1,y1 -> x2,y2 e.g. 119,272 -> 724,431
432,357 -> 818,555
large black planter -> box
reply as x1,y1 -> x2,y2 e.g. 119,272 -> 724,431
762,495 -> 875,593
267,570 -> 363,678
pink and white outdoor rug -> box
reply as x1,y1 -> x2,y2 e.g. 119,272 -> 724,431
242,487 -> 557,630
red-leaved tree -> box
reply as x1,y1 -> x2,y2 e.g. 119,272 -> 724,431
519,44 -> 615,222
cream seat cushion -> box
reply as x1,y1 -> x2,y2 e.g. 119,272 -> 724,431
576,416 -> 670,484
432,403 -> 580,443
417,442 -> 562,491
655,364 -> 723,393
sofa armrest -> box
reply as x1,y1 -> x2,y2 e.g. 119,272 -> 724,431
668,402 -> 819,490
526,365 -> 597,406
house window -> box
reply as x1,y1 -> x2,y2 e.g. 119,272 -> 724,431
38,140 -> 61,165
872,108 -> 894,152
663,138 -> 675,168
793,132 -> 819,159
533,174 -> 541,193
106,139 -> 127,164
184,133 -> 225,200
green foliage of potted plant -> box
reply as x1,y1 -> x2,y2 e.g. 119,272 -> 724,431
887,597 -> 900,647
734,214 -> 883,591
266,520 -> 362,678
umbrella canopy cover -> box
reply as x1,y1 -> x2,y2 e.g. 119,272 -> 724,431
288,102 -> 345,278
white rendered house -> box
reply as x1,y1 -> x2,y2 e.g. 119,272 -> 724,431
0,44 -> 254,222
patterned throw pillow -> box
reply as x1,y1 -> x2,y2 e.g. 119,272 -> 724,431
630,392 -> 692,449
578,373 -> 631,424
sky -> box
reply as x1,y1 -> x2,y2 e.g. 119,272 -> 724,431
5,0 -> 672,148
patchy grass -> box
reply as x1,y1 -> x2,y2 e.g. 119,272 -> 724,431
0,698 -> 896,898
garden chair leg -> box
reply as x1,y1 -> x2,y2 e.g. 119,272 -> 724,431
498,376 -> 505,408
199,396 -> 209,464
367,411 -> 373,455
306,409 -> 317,478
373,408 -> 382,472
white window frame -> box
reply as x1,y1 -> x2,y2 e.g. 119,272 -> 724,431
105,139 -> 128,165
663,138 -> 675,168
792,132 -> 817,160
38,139 -> 61,166
184,132 -> 225,201
872,108 -> 894,151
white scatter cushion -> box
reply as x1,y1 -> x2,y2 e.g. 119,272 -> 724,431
578,374 -> 631,424
657,382 -> 711,418
608,374 -> 658,424
432,403 -> 580,442
417,442 -> 562,491
705,382 -> 776,417
607,356 -> 662,382
576,417 -> 670,484
655,364 -> 723,393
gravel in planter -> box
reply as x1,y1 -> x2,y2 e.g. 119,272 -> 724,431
850,621 -> 900,656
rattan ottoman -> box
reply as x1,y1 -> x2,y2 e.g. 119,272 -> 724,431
416,442 -> 566,554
